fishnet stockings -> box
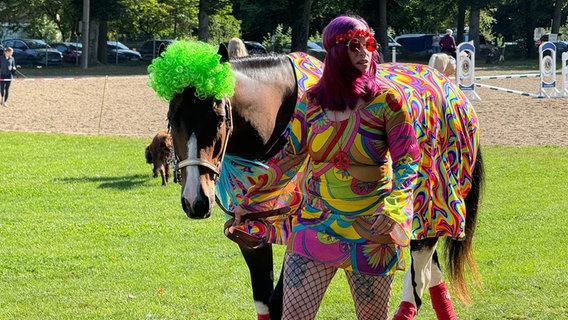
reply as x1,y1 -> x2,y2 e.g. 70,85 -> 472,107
281,253 -> 394,320
346,270 -> 394,320
282,253 -> 337,319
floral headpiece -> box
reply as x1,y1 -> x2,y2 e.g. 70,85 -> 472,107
147,40 -> 235,101
335,29 -> 373,44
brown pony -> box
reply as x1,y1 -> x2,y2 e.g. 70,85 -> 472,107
145,130 -> 174,185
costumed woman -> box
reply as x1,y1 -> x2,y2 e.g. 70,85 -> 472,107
232,15 -> 420,319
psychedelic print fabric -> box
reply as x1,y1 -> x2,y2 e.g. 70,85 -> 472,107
377,63 -> 480,241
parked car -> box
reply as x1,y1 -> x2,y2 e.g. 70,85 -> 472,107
243,41 -> 268,54
534,34 -> 568,55
387,35 -> 403,55
107,41 -> 142,63
282,41 -> 326,60
1,39 -> 62,65
51,42 -> 82,64
394,34 -> 435,53
139,39 -> 174,61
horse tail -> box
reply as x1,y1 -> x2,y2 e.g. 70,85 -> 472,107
443,146 -> 485,305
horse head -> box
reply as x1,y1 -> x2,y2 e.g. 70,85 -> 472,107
148,41 -> 235,219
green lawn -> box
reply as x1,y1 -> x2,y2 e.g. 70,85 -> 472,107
0,132 -> 566,319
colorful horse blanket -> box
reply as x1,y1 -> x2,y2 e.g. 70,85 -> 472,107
377,63 -> 479,240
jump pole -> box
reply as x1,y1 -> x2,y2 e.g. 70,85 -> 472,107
474,82 -> 544,98
562,52 -> 568,97
474,74 -> 540,80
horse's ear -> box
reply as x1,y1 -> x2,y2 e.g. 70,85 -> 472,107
218,43 -> 229,63
158,42 -> 167,57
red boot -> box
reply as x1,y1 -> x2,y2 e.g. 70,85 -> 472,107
429,282 -> 457,320
257,314 -> 270,320
392,301 -> 417,320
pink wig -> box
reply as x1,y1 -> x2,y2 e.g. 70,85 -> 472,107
307,15 -> 381,111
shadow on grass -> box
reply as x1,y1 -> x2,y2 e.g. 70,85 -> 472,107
55,174 -> 155,190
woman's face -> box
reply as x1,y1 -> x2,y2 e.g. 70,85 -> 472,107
346,33 -> 376,73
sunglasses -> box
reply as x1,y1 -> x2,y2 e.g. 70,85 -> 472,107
347,37 -> 378,53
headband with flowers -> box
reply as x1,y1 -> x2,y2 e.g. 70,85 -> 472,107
335,29 -> 374,44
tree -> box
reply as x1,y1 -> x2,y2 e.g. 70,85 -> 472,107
198,0 -> 210,41
289,0 -> 314,52
118,0 -> 173,38
551,0 -> 567,34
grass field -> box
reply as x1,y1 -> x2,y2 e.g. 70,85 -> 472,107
0,132 -> 567,319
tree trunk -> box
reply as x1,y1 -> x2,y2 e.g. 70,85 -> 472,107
468,7 -> 481,51
377,0 -> 388,61
289,0 -> 314,53
98,20 -> 107,64
88,19 -> 100,66
551,0 -> 565,34
198,0 -> 210,42
457,1 -> 466,43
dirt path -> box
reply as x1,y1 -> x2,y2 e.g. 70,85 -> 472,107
0,70 -> 566,146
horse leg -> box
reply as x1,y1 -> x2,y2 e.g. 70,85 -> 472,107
393,238 -> 438,320
429,250 -> 457,320
237,243 -> 274,320
159,164 -> 167,185
164,163 -> 171,184
269,266 -> 284,320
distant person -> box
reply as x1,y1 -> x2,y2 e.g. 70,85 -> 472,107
495,32 -> 506,63
432,32 -> 441,53
439,29 -> 456,58
0,47 -> 16,107
227,37 -> 248,58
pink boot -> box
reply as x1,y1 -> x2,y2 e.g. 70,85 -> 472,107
392,301 -> 417,320
429,282 -> 457,320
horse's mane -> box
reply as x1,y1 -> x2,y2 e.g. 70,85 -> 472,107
230,54 -> 293,85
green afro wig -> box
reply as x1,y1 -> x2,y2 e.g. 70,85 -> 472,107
147,41 -> 235,101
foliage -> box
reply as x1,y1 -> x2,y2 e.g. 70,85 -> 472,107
116,0 -> 174,37
208,3 -> 242,44
233,0 -> 289,41
262,24 -> 291,53
23,17 -> 61,42
0,132 -> 566,319
0,0 -> 566,59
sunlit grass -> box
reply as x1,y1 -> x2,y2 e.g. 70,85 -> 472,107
0,132 -> 566,319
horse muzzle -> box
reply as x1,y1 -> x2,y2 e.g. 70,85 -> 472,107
181,195 -> 213,219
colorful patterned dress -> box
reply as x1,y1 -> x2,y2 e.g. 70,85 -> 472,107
241,85 -> 421,276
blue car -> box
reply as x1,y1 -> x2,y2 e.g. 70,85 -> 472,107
1,39 -> 63,66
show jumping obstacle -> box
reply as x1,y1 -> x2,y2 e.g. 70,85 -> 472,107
456,41 -> 568,100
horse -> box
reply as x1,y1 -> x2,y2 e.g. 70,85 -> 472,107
428,52 -> 458,77
148,40 -> 484,320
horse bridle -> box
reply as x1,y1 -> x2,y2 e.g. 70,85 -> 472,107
170,97 -> 233,183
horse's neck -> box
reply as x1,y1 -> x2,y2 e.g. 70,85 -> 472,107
228,63 -> 297,160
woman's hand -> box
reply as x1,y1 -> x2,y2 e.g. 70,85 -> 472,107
371,214 -> 396,234
233,205 -> 247,225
